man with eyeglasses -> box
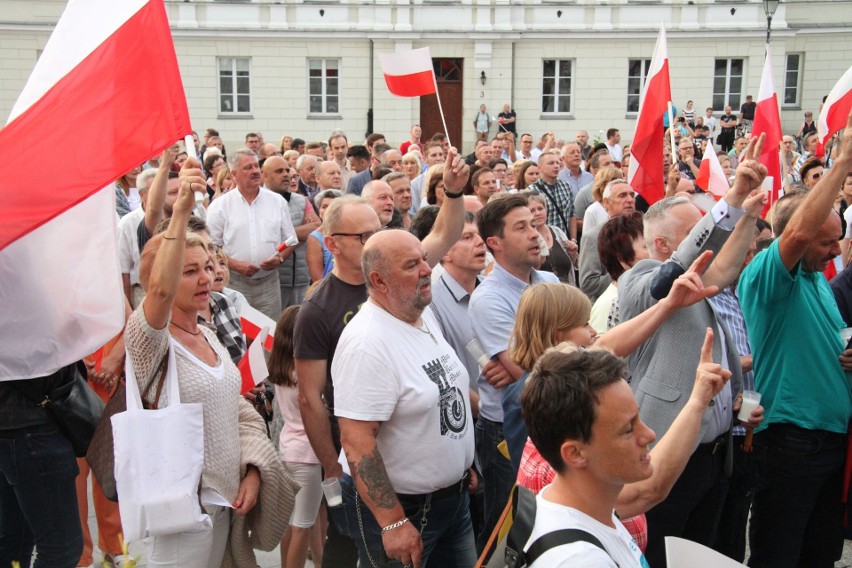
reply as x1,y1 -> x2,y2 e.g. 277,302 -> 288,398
294,148 -> 470,568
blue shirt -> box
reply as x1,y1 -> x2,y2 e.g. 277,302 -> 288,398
469,263 -> 559,421
430,271 -> 482,392
709,285 -> 754,436
557,167 -> 595,201
739,240 -> 852,434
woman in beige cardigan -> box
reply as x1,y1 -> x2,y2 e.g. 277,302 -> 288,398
128,165 -> 293,567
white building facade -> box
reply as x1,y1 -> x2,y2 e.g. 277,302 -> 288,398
2,0 -> 851,151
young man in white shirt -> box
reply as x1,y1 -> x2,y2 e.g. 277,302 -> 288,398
520,347 -> 653,567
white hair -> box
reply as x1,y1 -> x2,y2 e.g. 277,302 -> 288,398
136,168 -> 158,192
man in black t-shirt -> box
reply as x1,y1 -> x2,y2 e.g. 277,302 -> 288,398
718,106 -> 738,153
497,103 -> 517,136
739,95 -> 756,135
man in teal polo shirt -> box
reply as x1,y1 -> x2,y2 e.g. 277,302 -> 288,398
738,112 -> 852,568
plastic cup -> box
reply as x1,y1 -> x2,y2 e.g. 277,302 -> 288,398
840,327 -> 852,346
466,338 -> 491,368
738,390 -> 761,422
322,477 -> 343,507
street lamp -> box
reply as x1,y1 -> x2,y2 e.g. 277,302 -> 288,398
763,0 -> 780,44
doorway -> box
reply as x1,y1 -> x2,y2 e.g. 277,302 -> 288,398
420,58 -> 463,149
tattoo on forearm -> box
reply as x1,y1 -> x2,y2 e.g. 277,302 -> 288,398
350,447 -> 399,510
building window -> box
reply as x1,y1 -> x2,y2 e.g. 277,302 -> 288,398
784,53 -> 803,107
218,57 -> 251,114
627,59 -> 652,114
713,58 -> 744,110
309,59 -> 339,115
542,59 -> 573,114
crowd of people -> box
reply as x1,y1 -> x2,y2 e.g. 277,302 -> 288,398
2,99 -> 852,568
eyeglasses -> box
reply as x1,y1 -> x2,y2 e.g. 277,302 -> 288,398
331,230 -> 379,244
810,172 -> 823,180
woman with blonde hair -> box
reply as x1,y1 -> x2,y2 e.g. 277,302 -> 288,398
501,275 -> 735,553
582,165 -> 625,230
402,151 -> 422,181
212,167 -> 233,201
128,172 -> 294,567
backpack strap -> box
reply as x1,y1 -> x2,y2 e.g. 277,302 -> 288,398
525,528 -> 615,567
504,485 -> 617,568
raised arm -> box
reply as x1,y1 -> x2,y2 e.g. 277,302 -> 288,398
615,328 -> 730,518
422,147 -> 469,267
144,144 -> 178,235
779,111 -> 852,271
142,167 -> 199,331
340,418 -> 423,568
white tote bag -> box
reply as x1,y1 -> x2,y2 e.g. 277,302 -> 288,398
113,347 -> 211,543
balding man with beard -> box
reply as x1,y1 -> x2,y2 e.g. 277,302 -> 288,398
333,229 -> 476,568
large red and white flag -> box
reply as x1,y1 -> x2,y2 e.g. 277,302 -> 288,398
628,25 -> 672,206
378,47 -> 437,97
818,65 -> 852,144
696,145 -> 729,198
752,44 -> 783,216
0,0 -> 191,380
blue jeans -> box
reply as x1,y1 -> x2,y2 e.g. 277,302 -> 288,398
0,423 -> 82,568
474,418 -> 514,554
748,424 -> 846,568
329,474 -> 476,568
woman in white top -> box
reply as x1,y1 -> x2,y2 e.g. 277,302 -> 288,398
128,171 -> 283,567
582,166 -> 624,232
269,305 -> 324,568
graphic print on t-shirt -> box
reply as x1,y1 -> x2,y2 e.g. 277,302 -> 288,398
422,354 -> 467,438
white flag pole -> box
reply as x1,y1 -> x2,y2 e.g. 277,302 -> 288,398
667,101 -> 676,152
431,71 -> 451,149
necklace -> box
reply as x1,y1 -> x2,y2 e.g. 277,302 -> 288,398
416,319 -> 438,345
170,320 -> 201,336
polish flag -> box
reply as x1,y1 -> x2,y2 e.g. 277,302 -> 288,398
239,304 -> 276,351
0,0 -> 191,381
818,64 -> 852,144
752,44 -> 783,217
628,25 -> 672,206
696,145 -> 729,198
239,326 -> 270,394
378,47 -> 437,97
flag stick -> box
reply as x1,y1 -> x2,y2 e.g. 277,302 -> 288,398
667,101 -> 676,151
432,73 -> 452,149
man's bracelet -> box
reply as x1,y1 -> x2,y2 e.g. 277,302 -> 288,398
444,189 -> 464,199
381,517 -> 410,533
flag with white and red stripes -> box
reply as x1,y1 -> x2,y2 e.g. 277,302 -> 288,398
0,0 -> 192,380
752,44 -> 783,217
627,24 -> 672,206
378,47 -> 437,98
696,144 -> 729,198
238,326 -> 270,395
818,65 -> 852,145
239,304 -> 276,351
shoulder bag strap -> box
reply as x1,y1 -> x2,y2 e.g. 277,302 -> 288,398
536,183 -> 570,232
140,352 -> 169,409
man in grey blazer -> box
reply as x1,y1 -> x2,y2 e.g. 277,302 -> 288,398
619,137 -> 768,567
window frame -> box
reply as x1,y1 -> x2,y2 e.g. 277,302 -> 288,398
540,58 -> 574,117
307,58 -> 341,117
783,53 -> 804,108
217,57 -> 252,116
626,58 -> 652,116
712,58 -> 745,111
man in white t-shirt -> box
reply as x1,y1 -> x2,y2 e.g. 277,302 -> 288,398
521,346 -> 653,568
333,229 -> 476,568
